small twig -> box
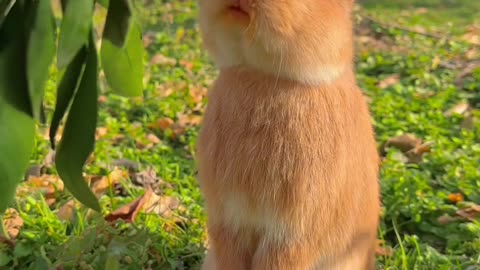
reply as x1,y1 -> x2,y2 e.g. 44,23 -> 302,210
359,14 -> 480,48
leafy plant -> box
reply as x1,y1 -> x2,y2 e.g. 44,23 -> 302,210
0,0 -> 144,213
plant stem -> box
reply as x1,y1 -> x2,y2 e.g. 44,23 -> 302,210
0,214 -> 10,240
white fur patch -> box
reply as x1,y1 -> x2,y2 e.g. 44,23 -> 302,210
223,194 -> 288,243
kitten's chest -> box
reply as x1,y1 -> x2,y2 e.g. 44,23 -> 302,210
197,84 -> 335,192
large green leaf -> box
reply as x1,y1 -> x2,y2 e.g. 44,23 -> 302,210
0,2 -> 35,212
103,0 -> 131,48
101,22 -> 144,97
49,47 -> 86,149
96,0 -> 109,8
57,0 -> 94,69
55,34 -> 100,212
26,0 -> 55,120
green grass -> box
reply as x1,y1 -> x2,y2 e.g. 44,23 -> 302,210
360,0 -> 480,35
1,0 -> 480,269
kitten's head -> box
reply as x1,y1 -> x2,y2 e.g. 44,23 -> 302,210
198,0 -> 355,85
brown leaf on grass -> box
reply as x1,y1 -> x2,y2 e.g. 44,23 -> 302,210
129,168 -> 172,193
465,48 -> 480,60
150,53 -> 176,66
189,86 -> 207,104
155,82 -> 187,97
105,186 -> 154,223
382,134 -> 432,164
383,134 -> 422,154
377,74 -> 400,89
456,205 -> 480,221
98,95 -> 108,104
96,127 -> 108,140
57,200 -> 76,222
3,209 -> 23,239
177,113 -> 203,127
17,175 -> 64,206
462,24 -> 480,45
179,59 -> 194,71
437,214 -> 457,225
444,103 -> 470,117
454,61 -> 480,87
146,133 -> 161,144
375,240 -> 393,257
155,117 -> 174,131
90,168 -> 128,195
143,193 -> 181,218
438,204 -> 480,225
142,32 -> 156,48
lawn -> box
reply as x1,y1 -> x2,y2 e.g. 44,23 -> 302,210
1,0 -> 479,269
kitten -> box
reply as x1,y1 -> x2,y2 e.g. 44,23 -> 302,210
197,0 -> 380,269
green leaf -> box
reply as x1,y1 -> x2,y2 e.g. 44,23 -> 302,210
55,34 -> 100,212
13,241 -> 34,258
25,0 -> 55,120
96,0 -> 109,8
0,1 -> 35,213
103,0 -> 131,48
101,22 -> 144,97
57,0 -> 94,69
50,47 -> 86,149
105,254 -> 120,270
0,251 -> 12,267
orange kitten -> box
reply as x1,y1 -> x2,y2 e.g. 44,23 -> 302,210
197,0 -> 380,269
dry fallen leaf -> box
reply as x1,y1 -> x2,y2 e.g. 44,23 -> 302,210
91,168 -> 128,195
382,134 -> 431,164
96,127 -> 108,140
456,205 -> 480,221
146,133 -> 161,144
150,53 -> 176,66
177,113 -> 203,127
444,103 -> 470,117
98,95 -> 108,104
438,204 -> 480,225
462,24 -> 480,45
378,74 -> 400,89
383,134 -> 422,153
454,61 -> 480,87
375,240 -> 393,257
105,186 -> 154,223
17,175 -> 64,206
143,193 -> 180,218
57,200 -> 76,222
156,117 -> 174,131
142,32 -> 156,48
3,208 -> 23,239
189,86 -> 207,104
179,59 -> 194,71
